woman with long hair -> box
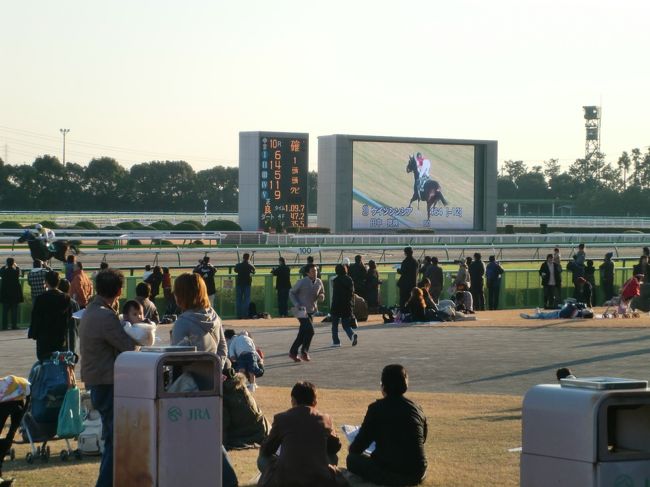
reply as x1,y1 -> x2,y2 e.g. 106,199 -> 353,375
404,287 -> 427,322
170,273 -> 227,359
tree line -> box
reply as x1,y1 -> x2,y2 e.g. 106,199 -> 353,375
0,155 -> 318,213
498,147 -> 650,215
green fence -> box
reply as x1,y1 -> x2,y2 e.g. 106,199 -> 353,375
1,268 -> 636,327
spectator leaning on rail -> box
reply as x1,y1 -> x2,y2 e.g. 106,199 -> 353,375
234,253 -> 256,319
348,255 -> 368,301
79,269 -> 137,487
468,253 -> 486,311
599,252 -> 615,302
485,255 -> 504,310
194,256 -> 218,307
271,257 -> 292,317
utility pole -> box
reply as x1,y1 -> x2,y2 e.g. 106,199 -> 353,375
59,128 -> 70,164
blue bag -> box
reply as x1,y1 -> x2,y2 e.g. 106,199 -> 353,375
57,385 -> 83,438
29,355 -> 73,424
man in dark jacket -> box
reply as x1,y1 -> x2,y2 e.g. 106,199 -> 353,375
348,255 -> 368,301
425,257 -> 444,303
468,253 -> 486,311
29,271 -> 72,360
271,257 -> 291,317
0,257 -> 23,330
599,252 -> 615,302
330,264 -> 358,347
485,255 -> 504,310
347,364 -> 427,486
397,247 -> 418,307
234,253 -> 256,319
194,256 -> 217,307
539,254 -> 562,309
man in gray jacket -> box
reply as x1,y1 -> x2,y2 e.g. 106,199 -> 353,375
79,269 -> 137,487
288,264 -> 324,362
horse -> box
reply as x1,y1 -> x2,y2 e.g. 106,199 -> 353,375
406,154 -> 449,221
17,230 -> 79,263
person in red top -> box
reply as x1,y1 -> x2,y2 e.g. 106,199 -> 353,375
619,273 -> 644,313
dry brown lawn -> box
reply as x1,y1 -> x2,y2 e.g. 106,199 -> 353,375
3,388 -> 521,487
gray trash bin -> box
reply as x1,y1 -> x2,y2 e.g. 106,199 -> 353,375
114,346 -> 222,487
521,377 -> 650,487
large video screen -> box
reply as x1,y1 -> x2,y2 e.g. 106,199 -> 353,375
352,141 -> 475,230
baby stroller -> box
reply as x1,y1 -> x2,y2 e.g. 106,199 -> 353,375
19,351 -> 81,463
0,376 -> 30,486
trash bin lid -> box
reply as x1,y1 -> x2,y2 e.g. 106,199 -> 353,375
560,377 -> 648,390
140,346 -> 197,353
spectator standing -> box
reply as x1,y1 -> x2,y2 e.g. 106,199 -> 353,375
453,261 -> 471,291
288,264 -> 324,362
419,256 -> 433,281
585,260 -> 597,305
485,255 -> 504,310
348,255 -> 368,301
365,260 -> 382,311
553,247 -> 562,266
162,267 -> 176,315
64,254 -> 76,282
79,269 -> 137,487
599,252 -> 615,302
426,257 -> 444,303
539,254 -> 562,309
27,260 -> 50,302
194,257 -> 217,307
633,255 -> 648,280
572,244 -> 587,298
142,264 -> 153,281
0,258 -> 23,330
397,247 -> 418,307
234,253 -> 256,319
145,265 -> 163,300
468,253 -> 486,311
330,264 -> 358,348
70,262 -> 94,308
58,278 -> 80,353
347,364 -> 428,486
271,257 -> 291,317
257,381 -> 347,487
135,282 -> 160,323
29,271 -> 72,361
171,273 -> 227,358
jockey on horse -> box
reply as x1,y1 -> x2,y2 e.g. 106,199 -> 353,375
415,152 -> 431,197
34,223 -> 56,253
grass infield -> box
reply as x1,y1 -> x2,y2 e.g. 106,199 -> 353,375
3,388 -> 521,487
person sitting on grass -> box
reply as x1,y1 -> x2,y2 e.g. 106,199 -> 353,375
222,366 -> 270,450
620,273 -> 644,314
347,364 -> 428,486
403,287 -> 427,322
257,381 -> 347,487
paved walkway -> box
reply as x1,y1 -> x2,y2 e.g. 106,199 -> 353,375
3,311 -> 650,396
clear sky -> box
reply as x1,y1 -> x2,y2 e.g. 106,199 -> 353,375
2,0 -> 649,172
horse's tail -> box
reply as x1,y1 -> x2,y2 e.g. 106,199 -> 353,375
69,243 -> 80,255
438,191 -> 449,206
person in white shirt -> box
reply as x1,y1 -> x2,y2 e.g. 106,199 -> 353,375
415,152 -> 431,193
229,331 -> 263,391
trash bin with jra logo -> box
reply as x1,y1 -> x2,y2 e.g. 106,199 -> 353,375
114,348 -> 222,487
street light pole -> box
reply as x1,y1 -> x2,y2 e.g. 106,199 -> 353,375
59,128 -> 70,164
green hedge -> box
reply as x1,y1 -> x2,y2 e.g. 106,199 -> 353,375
149,220 -> 175,230
0,221 -> 23,229
204,219 -> 241,231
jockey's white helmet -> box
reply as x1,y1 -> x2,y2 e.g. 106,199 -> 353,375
35,224 -> 42,230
